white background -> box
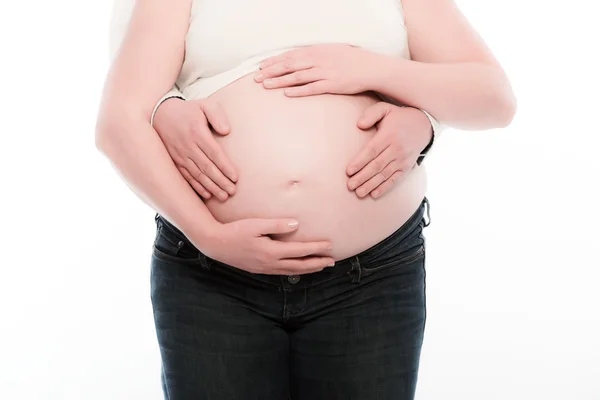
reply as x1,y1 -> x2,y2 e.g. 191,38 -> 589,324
1,0 -> 599,399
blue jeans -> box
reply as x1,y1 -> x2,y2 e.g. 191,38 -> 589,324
150,197 -> 430,400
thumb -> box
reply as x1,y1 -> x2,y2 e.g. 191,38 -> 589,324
198,100 -> 231,136
357,102 -> 390,130
249,218 -> 300,235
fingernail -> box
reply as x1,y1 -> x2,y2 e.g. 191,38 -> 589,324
263,79 -> 273,87
347,167 -> 357,175
328,261 -> 335,267
327,244 -> 333,250
254,73 -> 263,82
348,180 -> 356,190
288,221 -> 299,228
372,191 -> 380,198
218,191 -> 228,200
226,185 -> 235,195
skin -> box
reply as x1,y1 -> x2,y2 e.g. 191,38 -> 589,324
97,0 -> 515,273
153,97 -> 239,200
154,0 -> 515,201
256,0 -> 516,129
153,97 -> 433,201
96,0 -> 335,275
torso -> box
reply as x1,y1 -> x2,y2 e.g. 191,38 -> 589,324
176,0 -> 424,260
205,74 -> 426,260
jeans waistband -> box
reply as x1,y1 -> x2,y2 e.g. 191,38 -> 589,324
156,197 -> 429,288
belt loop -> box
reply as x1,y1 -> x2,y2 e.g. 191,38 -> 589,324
349,256 -> 362,284
423,197 -> 431,227
198,252 -> 211,270
175,240 -> 185,255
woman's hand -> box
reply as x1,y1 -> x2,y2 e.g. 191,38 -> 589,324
254,44 -> 376,97
194,219 -> 336,275
347,102 -> 433,199
153,98 -> 238,201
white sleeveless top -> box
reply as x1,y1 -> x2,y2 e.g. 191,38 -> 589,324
110,0 -> 410,100
109,0 -> 441,145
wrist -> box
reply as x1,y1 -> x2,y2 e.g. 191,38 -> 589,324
181,214 -> 223,251
411,107 -> 434,141
151,95 -> 185,127
368,54 -> 407,95
362,51 -> 386,92
154,97 -> 184,123
409,107 -> 435,165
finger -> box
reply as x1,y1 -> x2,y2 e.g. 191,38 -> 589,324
188,144 -> 236,195
186,158 -> 230,201
250,218 -> 301,235
371,170 -> 404,199
179,167 -> 212,199
259,55 -> 288,70
197,134 -> 239,183
257,59 -> 314,82
200,101 -> 230,136
262,68 -> 323,89
357,102 -> 390,130
348,147 -> 395,190
259,51 -> 298,69
346,135 -> 389,177
355,160 -> 401,199
283,80 -> 330,97
274,240 -> 334,259
275,257 -> 337,273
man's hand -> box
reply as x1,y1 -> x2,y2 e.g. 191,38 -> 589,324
347,102 -> 433,199
153,98 -> 238,201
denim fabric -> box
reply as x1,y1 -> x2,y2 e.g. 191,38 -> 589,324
150,197 -> 430,400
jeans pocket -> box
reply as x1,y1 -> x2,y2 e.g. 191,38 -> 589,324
359,210 -> 426,276
360,242 -> 425,275
152,217 -> 204,267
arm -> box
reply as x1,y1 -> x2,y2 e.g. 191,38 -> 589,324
369,0 -> 517,130
109,0 -> 239,200
109,0 -> 187,127
96,0 -> 215,238
257,0 -> 515,131
97,0 -> 334,273
374,92 -> 443,165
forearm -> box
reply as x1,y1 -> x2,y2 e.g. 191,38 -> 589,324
369,55 -> 516,131
95,110 -> 217,241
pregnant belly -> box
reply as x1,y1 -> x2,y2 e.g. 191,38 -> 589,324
204,73 -> 426,260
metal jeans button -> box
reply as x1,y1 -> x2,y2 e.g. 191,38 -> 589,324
287,275 -> 301,284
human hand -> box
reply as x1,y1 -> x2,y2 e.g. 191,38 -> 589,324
196,219 -> 336,275
347,102 -> 433,199
153,98 -> 238,201
254,44 -> 376,97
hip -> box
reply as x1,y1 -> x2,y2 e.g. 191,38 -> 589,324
150,199 -> 430,398
151,197 -> 430,287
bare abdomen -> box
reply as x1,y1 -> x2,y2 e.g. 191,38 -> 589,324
204,73 -> 426,260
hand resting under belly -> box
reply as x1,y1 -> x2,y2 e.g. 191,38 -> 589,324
203,73 -> 426,260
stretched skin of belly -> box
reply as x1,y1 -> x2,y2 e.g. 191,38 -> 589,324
204,73 -> 427,261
